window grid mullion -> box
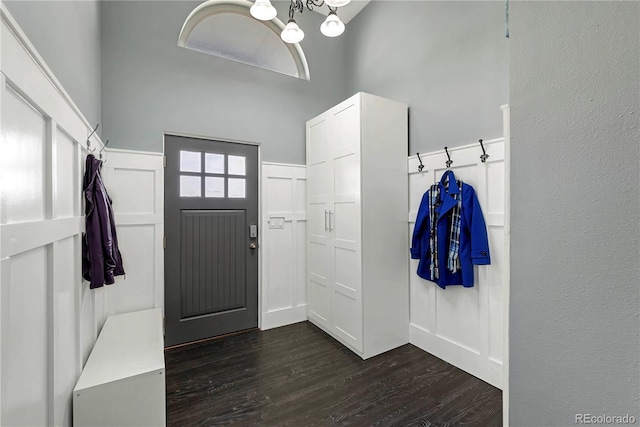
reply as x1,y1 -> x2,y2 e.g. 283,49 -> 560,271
200,151 -> 205,198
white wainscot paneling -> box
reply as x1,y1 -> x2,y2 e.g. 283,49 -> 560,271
1,247 -> 48,427
2,84 -> 47,224
487,228 -> 505,364
102,149 -> 164,317
296,178 -> 307,214
267,222 -> 293,310
52,237 -> 80,427
107,225 -> 156,314
435,286 -> 481,351
55,130 -> 77,218
267,176 -> 293,213
109,168 -> 156,214
408,243 -> 431,332
79,280 -> 96,366
407,137 -> 507,389
261,163 -> 307,330
1,7 -> 108,426
296,220 -> 307,305
486,161 -> 505,216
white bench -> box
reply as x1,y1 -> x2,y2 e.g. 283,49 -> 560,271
73,308 -> 165,427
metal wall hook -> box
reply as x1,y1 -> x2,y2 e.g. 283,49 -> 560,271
87,123 -> 99,152
416,152 -> 424,172
479,139 -> 489,163
99,140 -> 109,163
444,147 -> 453,168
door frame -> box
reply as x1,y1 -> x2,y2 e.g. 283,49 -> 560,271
162,131 -> 264,338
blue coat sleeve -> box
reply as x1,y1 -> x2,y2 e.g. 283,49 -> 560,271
465,186 -> 491,265
411,190 -> 431,259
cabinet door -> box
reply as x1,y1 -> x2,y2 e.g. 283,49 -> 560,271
329,101 -> 363,352
306,118 -> 332,329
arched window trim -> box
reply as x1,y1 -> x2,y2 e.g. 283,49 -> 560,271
178,0 -> 311,81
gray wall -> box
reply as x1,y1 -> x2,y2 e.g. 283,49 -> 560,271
100,1 -> 347,163
4,0 -> 102,130
345,1 -> 508,154
509,2 -> 639,425
4,0 -> 506,161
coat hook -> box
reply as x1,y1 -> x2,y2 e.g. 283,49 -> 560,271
479,139 -> 489,163
416,152 -> 425,172
87,123 -> 99,153
99,140 -> 109,163
444,147 -> 453,168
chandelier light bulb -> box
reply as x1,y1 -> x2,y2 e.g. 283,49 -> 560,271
281,19 -> 305,43
320,11 -> 345,37
250,0 -> 277,21
324,0 -> 352,7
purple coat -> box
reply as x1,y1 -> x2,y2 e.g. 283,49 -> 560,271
82,154 -> 125,288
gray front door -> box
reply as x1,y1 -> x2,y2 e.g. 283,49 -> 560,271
164,134 -> 258,346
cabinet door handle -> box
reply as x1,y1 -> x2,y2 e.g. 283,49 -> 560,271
324,210 -> 329,231
329,211 -> 334,232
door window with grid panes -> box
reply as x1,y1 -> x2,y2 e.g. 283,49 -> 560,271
179,151 -> 246,199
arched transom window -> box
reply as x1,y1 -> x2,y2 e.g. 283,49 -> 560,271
178,0 -> 311,80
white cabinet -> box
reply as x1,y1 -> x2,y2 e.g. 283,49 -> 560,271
306,92 -> 409,359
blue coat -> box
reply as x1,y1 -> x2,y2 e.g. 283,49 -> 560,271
411,170 -> 490,289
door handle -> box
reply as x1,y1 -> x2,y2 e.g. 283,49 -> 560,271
249,243 -> 257,250
324,210 -> 329,231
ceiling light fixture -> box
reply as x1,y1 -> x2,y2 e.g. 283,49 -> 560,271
250,0 -> 277,21
251,0 -> 349,44
324,0 -> 351,7
320,10 -> 345,37
281,18 -> 305,43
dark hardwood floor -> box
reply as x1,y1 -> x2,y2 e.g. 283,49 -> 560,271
165,321 -> 502,426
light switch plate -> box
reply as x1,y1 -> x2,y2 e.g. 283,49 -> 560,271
269,217 -> 285,229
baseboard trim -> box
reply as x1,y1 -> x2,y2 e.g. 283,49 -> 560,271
409,323 -> 503,389
261,305 -> 308,330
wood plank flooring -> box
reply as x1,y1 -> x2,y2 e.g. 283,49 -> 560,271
165,321 -> 502,426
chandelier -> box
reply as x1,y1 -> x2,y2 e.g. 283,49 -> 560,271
250,0 -> 350,43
